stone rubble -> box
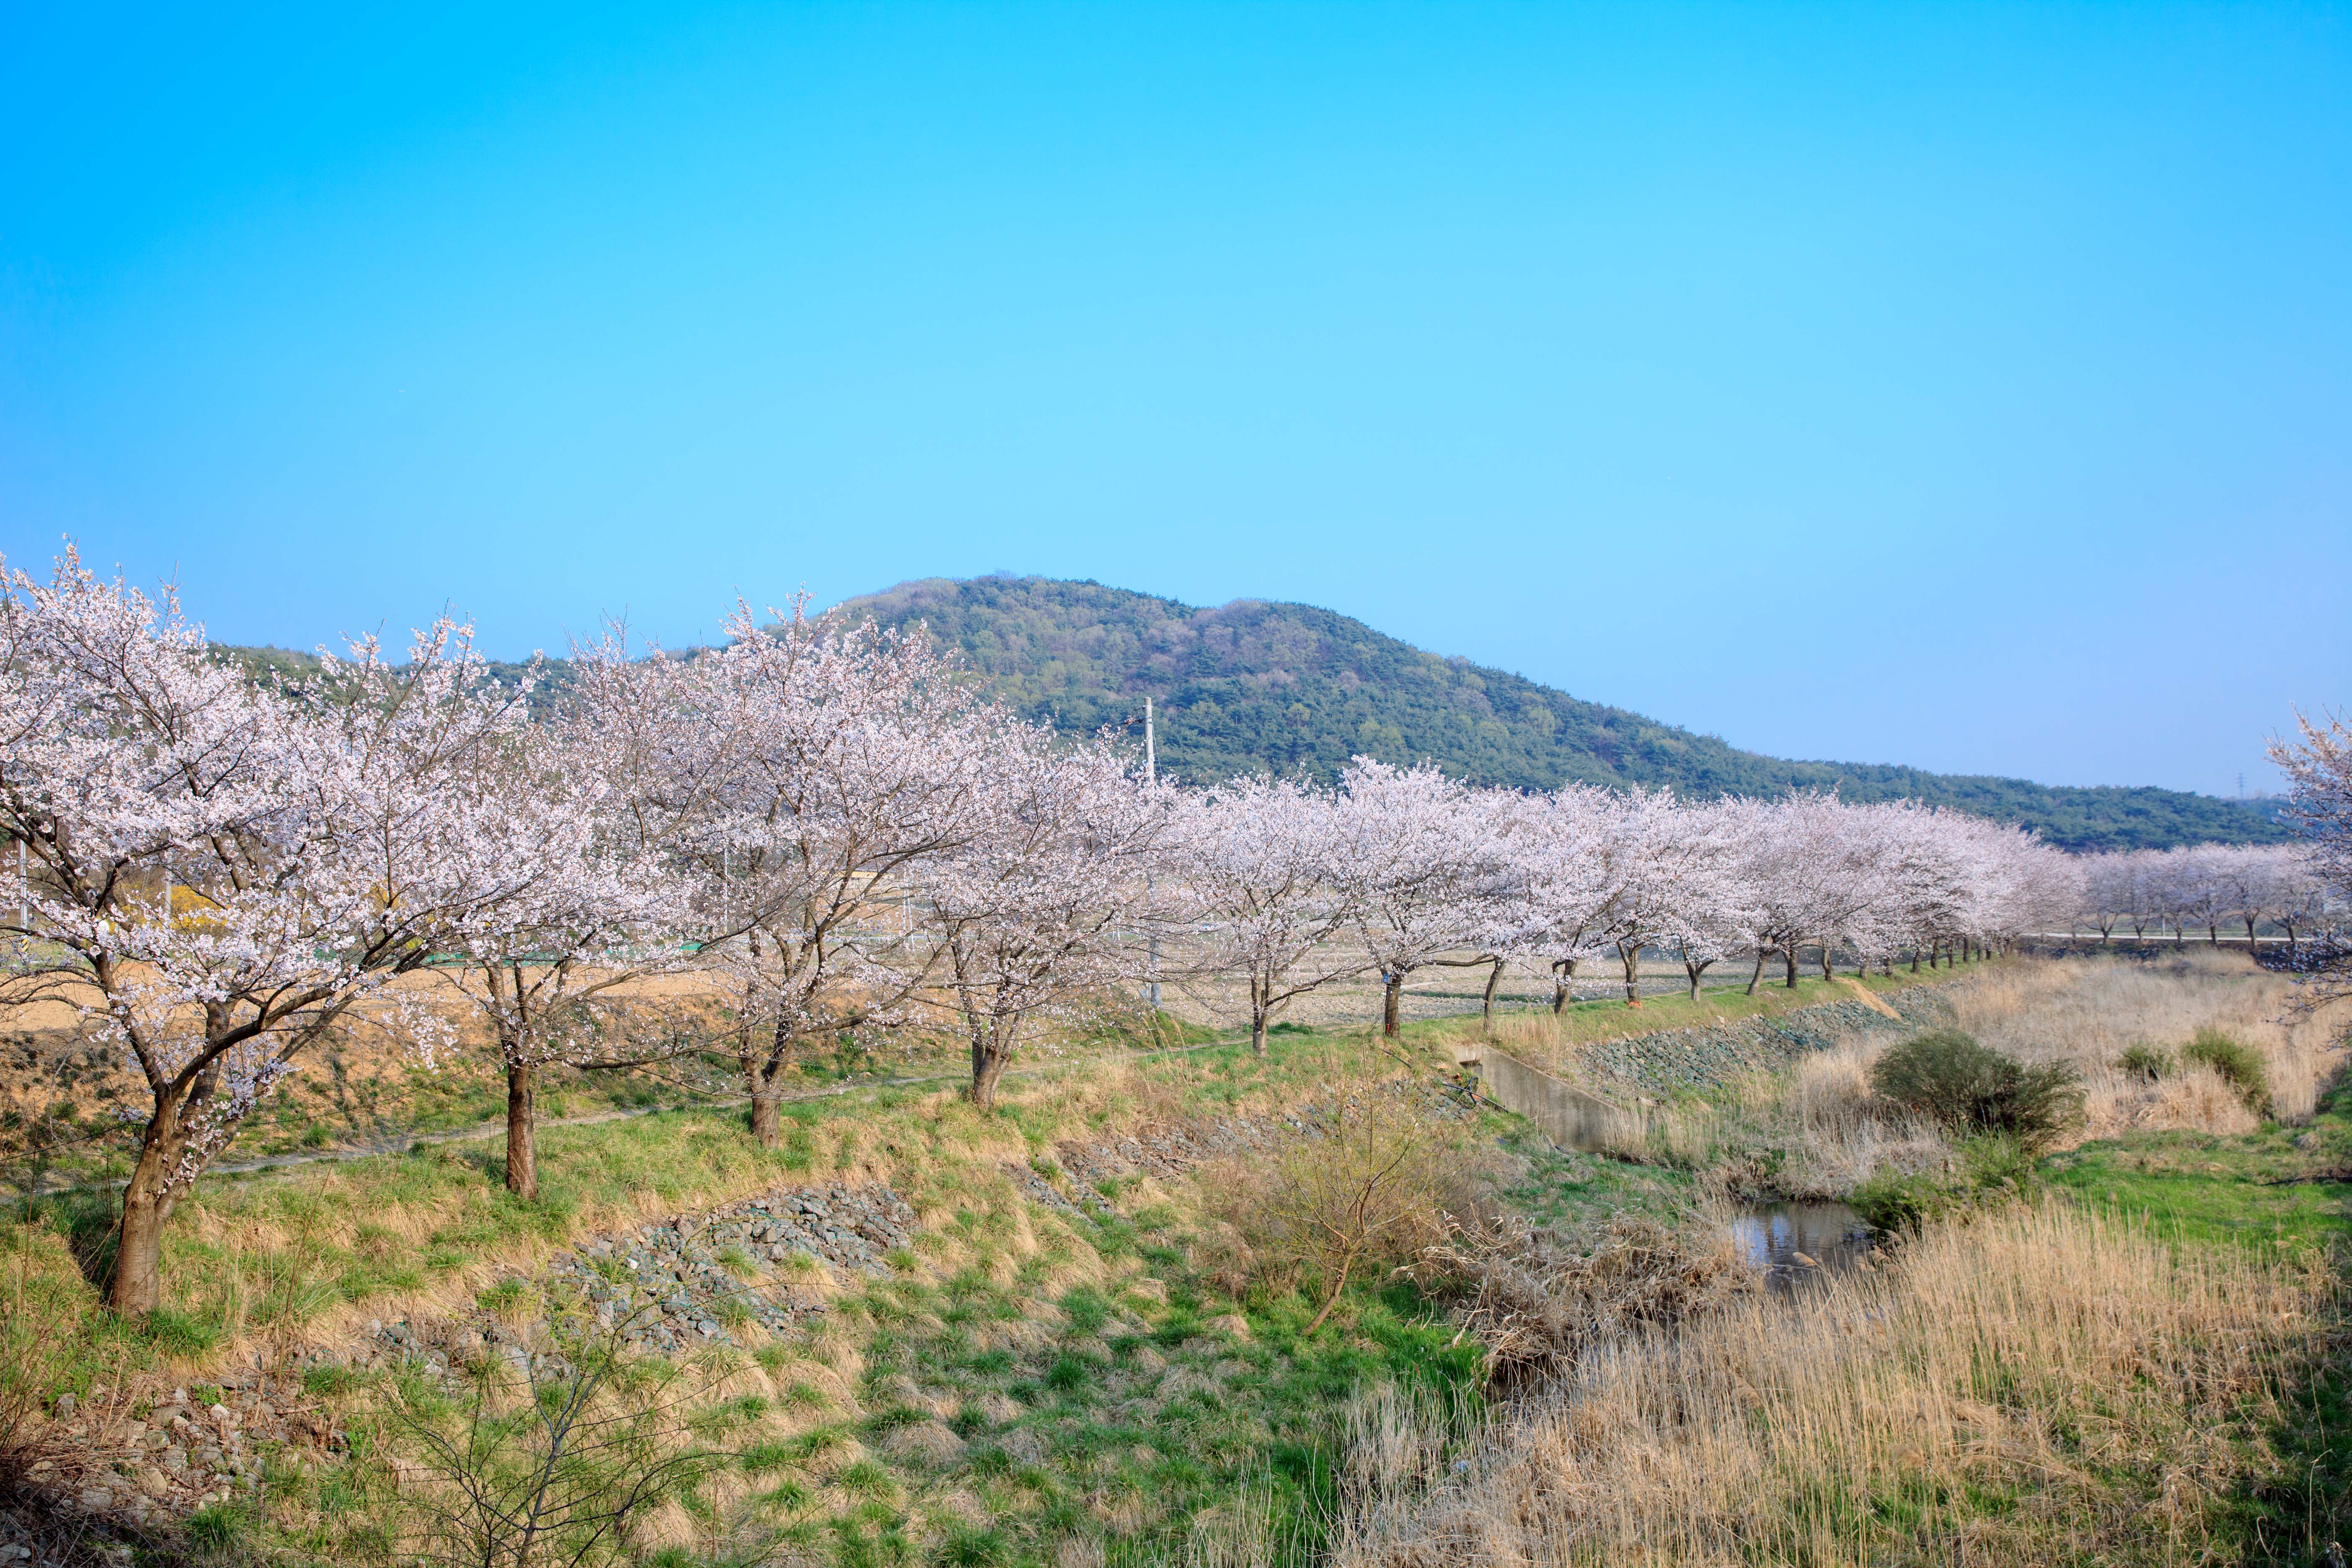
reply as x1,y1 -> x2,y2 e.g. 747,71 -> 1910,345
1574,987 -> 1954,1094
25,1183 -> 918,1549
32,1372 -> 343,1546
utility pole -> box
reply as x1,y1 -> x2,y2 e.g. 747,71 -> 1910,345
1145,698 -> 1161,1015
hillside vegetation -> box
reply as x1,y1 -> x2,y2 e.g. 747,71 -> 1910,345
843,578 -> 2279,852
222,575 -> 2281,851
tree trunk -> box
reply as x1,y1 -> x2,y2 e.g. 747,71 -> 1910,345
1303,1250 -> 1355,1335
1782,944 -> 1799,988
1684,958 -> 1712,1001
1251,975 -> 1271,1056
1911,946 -> 1921,973
1481,958 -> 1505,1030
2245,916 -> 2259,951
1819,944 -> 1836,981
504,1061 -> 537,1201
1619,942 -> 1642,1007
1553,958 -> 1577,1013
108,1068 -> 209,1315
1746,947 -> 1768,996
969,1030 -> 1011,1112
749,1089 -> 782,1147
1381,974 -> 1402,1038
108,1145 -> 179,1316
743,1015 -> 790,1148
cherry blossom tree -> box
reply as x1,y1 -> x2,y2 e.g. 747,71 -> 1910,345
2268,710 -> 2352,998
1165,775 -> 1362,1054
2221,845 -> 2284,952
1641,797 -> 1755,1001
1596,789 -> 1738,1006
1728,794 -> 1887,990
0,548 -> 544,1313
1961,815 -> 2079,954
2119,849 -> 2164,940
1332,760 -> 1510,1038
2171,843 -> 2239,946
436,695 -> 700,1203
2078,852 -> 2135,942
2267,850 -> 2328,953
925,729 -> 1169,1109
680,601 -> 1009,1145
1503,785 -> 1621,1011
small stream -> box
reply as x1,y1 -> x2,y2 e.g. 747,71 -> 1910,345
1727,1201 -> 1877,1295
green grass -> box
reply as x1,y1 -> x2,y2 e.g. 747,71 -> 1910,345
26,1016 -> 1491,1562
2041,1071 -> 2352,1558
0,986 -> 2066,1568
2044,1078 -> 2352,1254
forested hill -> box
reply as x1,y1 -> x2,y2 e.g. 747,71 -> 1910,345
838,576 -> 2282,853
219,575 -> 2280,852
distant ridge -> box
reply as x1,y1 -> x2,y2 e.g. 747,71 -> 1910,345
219,576 -> 2282,853
839,575 -> 2283,853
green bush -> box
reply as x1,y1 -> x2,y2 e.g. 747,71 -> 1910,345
2181,1028 -> 2269,1113
1870,1030 -> 2082,1147
2116,1044 -> 2171,1083
1851,1134 -> 2042,1232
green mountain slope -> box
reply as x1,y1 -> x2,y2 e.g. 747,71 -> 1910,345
839,576 -> 2282,852
218,576 -> 2280,852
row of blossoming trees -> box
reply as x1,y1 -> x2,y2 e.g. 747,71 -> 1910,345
0,551 -> 2146,1312
2070,843 -> 2332,947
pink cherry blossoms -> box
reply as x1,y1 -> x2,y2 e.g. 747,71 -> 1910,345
10,542 -> 2322,1315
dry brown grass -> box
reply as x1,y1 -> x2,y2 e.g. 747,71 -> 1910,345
1570,1039 -> 1952,1199
1769,1037 -> 1955,1195
1950,952 -> 2347,1137
1676,954 -> 2352,1196
1335,1203 -> 2340,1567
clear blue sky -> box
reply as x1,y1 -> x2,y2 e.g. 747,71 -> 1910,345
3,3 -> 2344,796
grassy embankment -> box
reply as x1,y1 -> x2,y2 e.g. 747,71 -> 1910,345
8,952 -> 2344,1565
6,975 -> 962,1189
2,959 -> 1981,1567
8,1004 -> 1664,1567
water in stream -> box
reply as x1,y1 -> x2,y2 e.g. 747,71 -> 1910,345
1728,1201 -> 1876,1295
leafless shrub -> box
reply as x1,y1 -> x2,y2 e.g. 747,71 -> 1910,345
371,1297 -> 730,1568
1204,1088 -> 1492,1333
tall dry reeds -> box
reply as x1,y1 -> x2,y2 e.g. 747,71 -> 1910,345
1770,1039 -> 1952,1196
1950,952 -> 2346,1137
1334,1203 -> 2340,1567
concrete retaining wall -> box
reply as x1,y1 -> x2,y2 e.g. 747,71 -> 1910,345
1479,1047 -> 1647,1154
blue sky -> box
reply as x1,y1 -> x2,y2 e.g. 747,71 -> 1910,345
2,3 -> 2344,796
